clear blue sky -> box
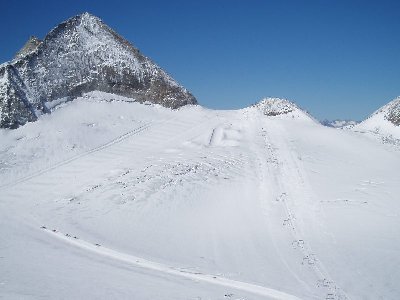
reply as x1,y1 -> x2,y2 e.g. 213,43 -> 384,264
1,0 -> 399,120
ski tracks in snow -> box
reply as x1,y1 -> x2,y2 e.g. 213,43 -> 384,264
0,112 -> 222,192
40,226 -> 302,300
0,122 -> 153,191
259,120 -> 350,300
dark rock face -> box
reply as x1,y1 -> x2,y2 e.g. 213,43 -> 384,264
0,65 -> 38,128
0,13 -> 197,128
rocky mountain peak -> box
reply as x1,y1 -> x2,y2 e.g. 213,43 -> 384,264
44,12 -> 111,43
0,13 -> 197,128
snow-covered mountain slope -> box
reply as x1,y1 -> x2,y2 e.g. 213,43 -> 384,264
0,13 -> 196,128
354,97 -> 400,146
1,91 -> 399,299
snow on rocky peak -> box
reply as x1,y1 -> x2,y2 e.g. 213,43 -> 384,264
373,96 -> 400,126
354,96 -> 400,145
0,12 -> 197,128
252,97 -> 314,121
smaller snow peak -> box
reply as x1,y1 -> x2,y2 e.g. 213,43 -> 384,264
369,96 -> 400,126
14,36 -> 42,60
354,96 -> 400,143
251,97 -> 316,122
385,97 -> 400,126
253,97 -> 299,116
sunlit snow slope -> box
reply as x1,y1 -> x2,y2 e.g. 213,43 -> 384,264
354,97 -> 400,147
1,92 -> 399,299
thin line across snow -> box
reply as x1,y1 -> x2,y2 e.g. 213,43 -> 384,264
43,227 -> 302,300
0,122 -> 152,191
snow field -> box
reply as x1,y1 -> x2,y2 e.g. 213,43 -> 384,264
1,92 -> 399,299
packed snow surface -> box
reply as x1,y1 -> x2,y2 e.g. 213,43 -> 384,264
1,92 -> 400,299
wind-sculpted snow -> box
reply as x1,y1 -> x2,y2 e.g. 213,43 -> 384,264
0,13 -> 196,128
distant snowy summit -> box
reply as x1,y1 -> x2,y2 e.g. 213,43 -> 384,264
252,97 -> 314,121
320,119 -> 359,129
0,12 -> 196,128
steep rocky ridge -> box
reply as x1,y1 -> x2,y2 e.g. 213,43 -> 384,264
0,13 -> 196,128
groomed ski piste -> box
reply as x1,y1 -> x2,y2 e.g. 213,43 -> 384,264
1,92 -> 399,299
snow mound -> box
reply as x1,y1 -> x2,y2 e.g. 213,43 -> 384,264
251,97 -> 314,122
254,98 -> 297,116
